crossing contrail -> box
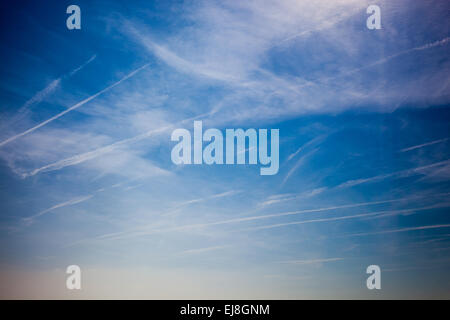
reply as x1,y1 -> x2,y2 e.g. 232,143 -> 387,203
23,111 -> 210,177
0,63 -> 149,147
4,55 -> 97,128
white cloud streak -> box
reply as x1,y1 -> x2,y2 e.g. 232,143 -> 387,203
260,187 -> 328,207
316,37 -> 450,84
345,224 -> 450,237
336,159 -> 450,188
282,148 -> 318,185
22,110 -> 212,178
277,258 -> 344,265
400,138 -> 448,152
242,204 -> 450,232
68,54 -> 97,77
174,190 -> 242,208
286,135 -> 328,162
16,79 -> 61,114
23,124 -> 169,177
79,195 -> 439,243
179,245 -> 230,255
22,194 -> 93,225
17,55 -> 96,114
0,62 -> 149,148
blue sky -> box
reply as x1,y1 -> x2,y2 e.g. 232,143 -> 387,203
0,0 -> 449,298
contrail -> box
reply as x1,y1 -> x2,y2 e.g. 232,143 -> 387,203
23,123 -> 172,177
23,111 -> 210,177
0,62 -> 149,147
286,135 -> 326,162
173,190 -> 242,207
86,195 -> 439,243
11,55 -> 97,120
400,138 -> 448,152
344,224 -> 450,237
16,79 -> 61,114
277,258 -> 344,265
68,54 -> 97,76
22,194 -> 93,225
326,37 -> 450,81
65,193 -> 449,246
335,159 -> 450,189
282,148 -> 318,185
293,37 -> 450,90
242,204 -> 449,232
161,190 -> 243,218
179,245 -> 230,255
260,187 -> 327,207
274,5 -> 365,47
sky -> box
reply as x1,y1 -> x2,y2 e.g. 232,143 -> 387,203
0,0 -> 449,299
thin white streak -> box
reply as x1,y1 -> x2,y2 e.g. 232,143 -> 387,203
242,204 -> 450,232
287,135 -> 327,162
260,187 -> 327,207
179,245 -> 230,255
326,37 -> 450,81
286,147 -> 302,162
23,111 -> 211,177
68,54 -> 97,76
282,148 -> 318,185
23,194 -> 93,224
175,190 -> 241,207
401,138 -> 448,152
294,37 -> 450,90
346,224 -> 450,237
336,159 -> 450,188
277,258 -> 344,265
88,196 -> 432,243
16,79 -> 61,114
23,125 -> 168,177
123,184 -> 144,191
274,5 -> 365,47
362,202 -> 450,220
7,55 -> 97,125
0,63 -> 149,147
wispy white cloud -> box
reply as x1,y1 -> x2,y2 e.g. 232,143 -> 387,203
119,1 -> 450,126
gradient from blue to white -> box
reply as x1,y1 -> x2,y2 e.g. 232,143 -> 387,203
0,0 -> 449,299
